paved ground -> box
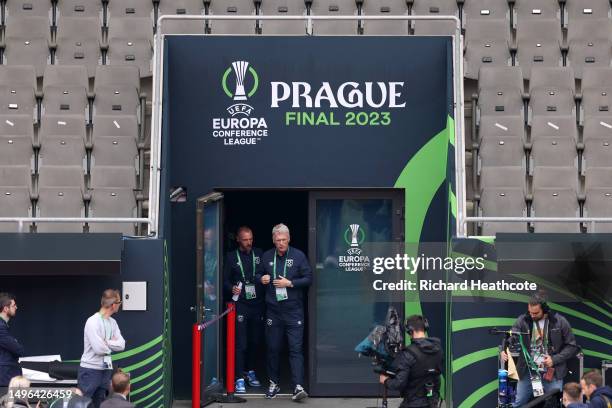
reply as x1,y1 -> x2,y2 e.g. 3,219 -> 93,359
173,397 -> 404,408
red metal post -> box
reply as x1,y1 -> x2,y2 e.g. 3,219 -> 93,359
192,323 -> 201,408
226,302 -> 236,394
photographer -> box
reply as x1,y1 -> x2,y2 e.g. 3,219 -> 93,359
379,315 -> 443,408
500,293 -> 579,407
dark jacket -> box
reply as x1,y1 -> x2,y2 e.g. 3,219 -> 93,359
259,246 -> 312,311
589,386 -> 612,408
100,394 -> 134,408
0,318 -> 24,386
505,311 -> 579,380
385,337 -> 444,408
223,248 -> 265,305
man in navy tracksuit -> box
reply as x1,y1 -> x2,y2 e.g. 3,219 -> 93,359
0,293 -> 24,388
223,226 -> 264,393
258,223 -> 312,402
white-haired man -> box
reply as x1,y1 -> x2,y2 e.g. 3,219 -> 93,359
258,224 -> 312,402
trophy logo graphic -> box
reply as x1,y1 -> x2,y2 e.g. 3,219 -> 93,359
232,61 -> 249,101
350,224 -> 360,247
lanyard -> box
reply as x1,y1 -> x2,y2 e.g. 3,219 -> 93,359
518,333 -> 540,373
99,313 -> 112,340
273,248 -> 289,279
236,250 -> 255,283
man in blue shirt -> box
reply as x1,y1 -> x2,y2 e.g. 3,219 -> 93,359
0,292 -> 24,388
223,226 -> 264,393
259,224 -> 312,402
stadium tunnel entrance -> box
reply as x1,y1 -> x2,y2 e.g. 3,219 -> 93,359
195,188 -> 405,399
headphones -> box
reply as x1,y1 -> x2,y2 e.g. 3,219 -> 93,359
406,315 -> 429,336
532,293 -> 550,314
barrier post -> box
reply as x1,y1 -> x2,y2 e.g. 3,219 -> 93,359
192,323 -> 201,408
226,302 -> 236,395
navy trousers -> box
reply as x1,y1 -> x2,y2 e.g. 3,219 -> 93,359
77,366 -> 112,408
265,307 -> 305,388
235,301 -> 264,378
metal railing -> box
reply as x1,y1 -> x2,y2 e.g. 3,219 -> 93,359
464,216 -> 612,234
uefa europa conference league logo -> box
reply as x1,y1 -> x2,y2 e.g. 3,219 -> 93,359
338,224 -> 371,272
211,59 -> 407,146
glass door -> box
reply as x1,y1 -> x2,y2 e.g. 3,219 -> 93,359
308,190 -> 405,396
196,192 -> 224,403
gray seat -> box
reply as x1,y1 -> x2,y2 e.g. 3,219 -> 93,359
0,66 -> 37,120
464,19 -> 512,79
479,166 -> 526,190
0,186 -> 32,232
310,0 -> 359,35
531,166 -> 580,232
259,0 -> 308,35
158,0 -> 206,34
88,189 -> 137,234
582,138 -> 612,171
3,17 -> 51,77
91,136 -> 138,167
4,0 -> 52,21
462,0 -> 510,29
41,65 -> 89,119
39,115 -> 87,140
529,115 -> 578,141
565,0 -> 612,26
584,167 -> 612,231
478,137 -> 525,170
478,115 -> 526,141
477,67 -> 525,119
411,0 -> 459,35
206,0 -> 258,35
93,87 -> 140,119
515,19 -> 563,80
38,136 -> 86,168
412,20 -> 457,36
107,0 -> 155,20
0,131 -> 33,167
478,188 -> 528,234
36,165 -> 85,232
528,67 -> 576,119
580,68 -> 612,125
54,17 -> 103,78
92,115 -> 139,141
566,20 -> 612,79
583,188 -> 612,232
0,115 -> 35,150
361,0 -> 408,35
530,137 -> 578,171
56,0 -> 104,20
513,0 -> 561,26
106,18 -> 153,77
90,165 -> 137,189
582,117 -> 612,141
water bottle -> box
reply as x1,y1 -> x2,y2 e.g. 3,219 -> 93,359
232,282 -> 243,302
498,369 -> 508,404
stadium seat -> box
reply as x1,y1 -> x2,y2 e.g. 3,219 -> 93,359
528,67 -> 576,120
205,0 -> 258,35
531,166 -> 581,232
36,165 -> 86,232
464,19 -> 512,79
564,0 -> 612,26
513,0 -> 561,26
580,67 -> 612,127
93,65 -> 141,120
582,118 -> 612,143
54,17 -> 103,78
477,66 -> 525,119
259,0 -> 308,35
38,116 -> 87,169
107,0 -> 155,20
310,0 -> 360,35
478,188 -> 528,234
0,124 -> 33,167
89,165 -> 137,234
566,20 -> 612,79
411,0 -> 459,36
2,16 -> 52,77
583,138 -> 612,171
106,17 -> 153,77
462,0 -> 510,29
92,115 -> 139,142
529,115 -> 578,141
479,165 -> 526,190
514,19 -> 563,80
56,0 -> 104,21
0,65 -> 38,122
0,165 -> 33,232
4,0 -> 52,21
530,137 -> 578,171
158,0 -> 206,34
41,65 -> 89,119
91,136 -> 138,168
360,0 -> 409,35
584,167 -> 612,231
478,137 -> 525,170
477,115 -> 526,142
